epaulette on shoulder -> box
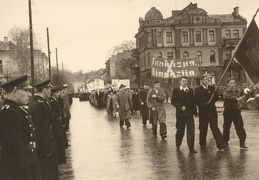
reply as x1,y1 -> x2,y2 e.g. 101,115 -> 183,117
1,105 -> 10,111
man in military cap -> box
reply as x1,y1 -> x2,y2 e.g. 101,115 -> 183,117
195,75 -> 227,151
139,82 -> 150,125
0,75 -> 41,180
48,85 -> 67,168
61,84 -> 71,131
116,84 -> 132,128
29,79 -> 59,180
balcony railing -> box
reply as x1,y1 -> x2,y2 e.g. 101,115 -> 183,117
222,38 -> 241,47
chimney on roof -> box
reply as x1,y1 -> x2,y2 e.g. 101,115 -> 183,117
4,36 -> 8,42
233,7 -> 239,17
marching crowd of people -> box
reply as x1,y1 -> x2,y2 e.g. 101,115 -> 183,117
0,75 -> 71,180
0,74 -> 251,179
89,75 -> 248,154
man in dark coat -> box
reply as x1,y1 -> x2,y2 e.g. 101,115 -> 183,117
95,89 -> 102,108
48,85 -> 67,166
0,75 -> 41,180
116,84 -> 132,128
139,83 -> 150,125
29,79 -> 59,180
171,76 -> 198,153
147,81 -> 167,140
223,78 -> 247,149
195,75 -> 226,151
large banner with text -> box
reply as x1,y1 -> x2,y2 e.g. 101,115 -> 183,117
151,56 -> 200,78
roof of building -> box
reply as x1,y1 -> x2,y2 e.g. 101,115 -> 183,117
141,3 -> 246,26
208,14 -> 246,23
0,40 -> 15,51
145,7 -> 163,20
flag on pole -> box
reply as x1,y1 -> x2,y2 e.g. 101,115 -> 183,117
234,19 -> 259,84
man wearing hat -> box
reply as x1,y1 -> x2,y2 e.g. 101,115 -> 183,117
194,75 -> 227,151
147,80 -> 167,140
61,84 -> 71,131
0,75 -> 41,180
139,82 -> 150,125
48,85 -> 66,169
29,79 -> 59,180
115,84 -> 132,128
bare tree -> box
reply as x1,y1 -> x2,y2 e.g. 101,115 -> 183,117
8,27 -> 42,77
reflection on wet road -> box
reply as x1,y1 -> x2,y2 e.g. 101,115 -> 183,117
60,99 -> 259,180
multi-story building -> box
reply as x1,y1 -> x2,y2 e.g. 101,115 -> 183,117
0,36 -> 49,86
135,3 -> 247,87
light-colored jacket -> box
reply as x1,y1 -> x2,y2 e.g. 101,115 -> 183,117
115,91 -> 132,120
146,88 -> 166,123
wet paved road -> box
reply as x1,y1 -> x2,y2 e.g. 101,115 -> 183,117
60,98 -> 259,180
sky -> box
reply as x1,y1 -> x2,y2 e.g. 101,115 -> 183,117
0,0 -> 258,73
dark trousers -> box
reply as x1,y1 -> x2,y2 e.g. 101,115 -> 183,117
199,116 -> 226,148
175,116 -> 195,150
141,104 -> 149,125
223,109 -> 246,144
120,119 -> 131,127
38,138 -> 59,180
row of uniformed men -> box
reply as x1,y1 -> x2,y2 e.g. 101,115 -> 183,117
0,75 -> 70,180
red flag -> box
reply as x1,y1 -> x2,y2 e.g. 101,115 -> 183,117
234,19 -> 259,84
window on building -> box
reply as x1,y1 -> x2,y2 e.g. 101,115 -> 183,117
147,32 -> 152,43
148,53 -> 151,65
196,51 -> 202,63
225,30 -> 231,39
157,31 -> 162,43
183,51 -> 189,59
0,60 -> 3,73
166,32 -> 173,43
210,50 -> 216,62
158,52 -> 162,58
226,50 -> 232,60
208,30 -> 215,42
233,29 -> 239,39
182,31 -> 189,43
167,52 -> 173,59
195,30 -> 202,43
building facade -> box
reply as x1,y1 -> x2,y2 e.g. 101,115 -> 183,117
135,3 -> 247,88
0,36 -> 49,87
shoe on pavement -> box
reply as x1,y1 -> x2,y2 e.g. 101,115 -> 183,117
176,145 -> 180,150
190,149 -> 197,153
161,134 -> 167,140
240,143 -> 248,149
218,144 -> 227,151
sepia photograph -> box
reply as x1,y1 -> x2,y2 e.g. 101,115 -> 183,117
0,0 -> 259,179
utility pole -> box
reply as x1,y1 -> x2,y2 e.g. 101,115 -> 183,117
28,0 -> 34,95
62,62 -> 64,72
47,28 -> 51,79
56,47 -> 59,76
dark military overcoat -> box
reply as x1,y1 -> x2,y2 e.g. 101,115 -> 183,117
0,99 -> 41,180
48,97 -> 66,165
29,95 -> 59,180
